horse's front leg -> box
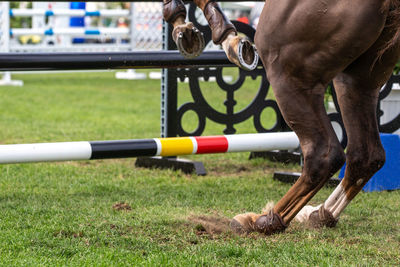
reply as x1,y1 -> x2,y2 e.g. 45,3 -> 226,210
194,0 -> 259,71
163,0 -> 205,59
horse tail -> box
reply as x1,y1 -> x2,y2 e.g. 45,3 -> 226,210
388,0 -> 400,46
378,0 -> 400,57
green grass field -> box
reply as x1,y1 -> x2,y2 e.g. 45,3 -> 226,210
0,72 -> 399,266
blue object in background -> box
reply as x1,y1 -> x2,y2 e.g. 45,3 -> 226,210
339,133 -> 400,192
70,2 -> 86,44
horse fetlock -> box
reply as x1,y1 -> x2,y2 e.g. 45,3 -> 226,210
222,35 -> 259,71
295,204 -> 321,223
172,22 -> 205,59
203,1 -> 237,44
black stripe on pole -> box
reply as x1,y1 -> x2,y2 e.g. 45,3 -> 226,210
90,139 -> 158,159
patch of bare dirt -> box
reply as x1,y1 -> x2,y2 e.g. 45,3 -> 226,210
188,215 -> 233,238
112,202 -> 132,211
187,210 -> 302,240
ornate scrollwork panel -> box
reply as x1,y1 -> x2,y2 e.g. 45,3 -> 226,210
176,4 -> 288,136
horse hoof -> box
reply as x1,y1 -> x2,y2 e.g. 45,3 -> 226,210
173,22 -> 205,59
254,211 -> 287,235
308,206 -> 338,228
224,36 -> 259,71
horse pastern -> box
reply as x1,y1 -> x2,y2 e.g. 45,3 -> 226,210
230,213 -> 259,234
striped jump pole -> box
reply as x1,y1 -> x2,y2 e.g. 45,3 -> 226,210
0,132 -> 299,164
10,28 -> 130,37
9,9 -> 130,17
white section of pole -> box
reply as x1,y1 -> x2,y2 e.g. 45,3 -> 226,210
0,142 -> 92,164
189,137 -> 198,154
96,9 -> 129,17
10,28 -> 130,36
225,132 -> 300,152
10,9 -> 130,17
154,138 -> 162,156
11,8 -> 56,16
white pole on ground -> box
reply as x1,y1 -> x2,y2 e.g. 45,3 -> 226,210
226,132 -> 300,152
0,142 -> 92,164
0,2 -> 23,86
0,132 -> 300,164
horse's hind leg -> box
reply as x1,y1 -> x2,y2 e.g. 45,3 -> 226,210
163,0 -> 205,59
230,0 -> 390,235
193,0 -> 259,71
231,76 -> 346,234
295,26 -> 400,228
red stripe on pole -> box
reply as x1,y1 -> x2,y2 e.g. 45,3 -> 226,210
195,136 -> 228,154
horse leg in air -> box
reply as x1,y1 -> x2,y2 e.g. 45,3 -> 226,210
163,0 -> 205,59
193,0 -> 259,70
163,0 -> 258,70
230,0 -> 395,235
295,18 -> 400,228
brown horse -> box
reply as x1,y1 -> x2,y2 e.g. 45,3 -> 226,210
162,0 -> 259,71
165,0 -> 400,235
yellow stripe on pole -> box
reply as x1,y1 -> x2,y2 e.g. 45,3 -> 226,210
159,137 -> 194,157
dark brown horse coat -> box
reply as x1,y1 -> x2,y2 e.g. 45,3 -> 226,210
164,0 -> 400,234
233,0 -> 400,234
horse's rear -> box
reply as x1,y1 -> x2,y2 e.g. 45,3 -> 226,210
232,0 -> 400,234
